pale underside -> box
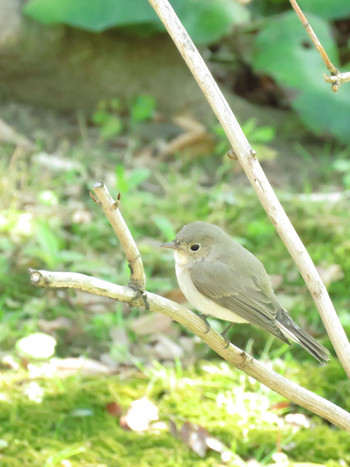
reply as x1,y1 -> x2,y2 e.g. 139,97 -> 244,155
175,253 -> 248,323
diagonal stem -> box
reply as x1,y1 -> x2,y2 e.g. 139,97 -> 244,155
29,268 -> 350,432
147,0 -> 350,377
91,182 -> 146,290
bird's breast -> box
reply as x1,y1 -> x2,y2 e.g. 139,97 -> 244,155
174,254 -> 248,323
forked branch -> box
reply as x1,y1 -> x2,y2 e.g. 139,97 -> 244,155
289,0 -> 349,92
91,182 -> 145,290
29,183 -> 350,432
147,0 -> 350,378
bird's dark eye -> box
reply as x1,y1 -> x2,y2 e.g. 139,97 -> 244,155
190,243 -> 200,252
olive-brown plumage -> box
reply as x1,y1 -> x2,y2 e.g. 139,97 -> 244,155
162,221 -> 329,364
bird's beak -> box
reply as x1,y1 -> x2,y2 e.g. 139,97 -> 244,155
160,240 -> 178,249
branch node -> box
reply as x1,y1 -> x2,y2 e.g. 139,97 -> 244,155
227,149 -> 238,160
237,350 -> 253,369
112,192 -> 121,209
128,286 -> 149,309
89,191 -> 101,205
128,279 -> 145,292
289,0 -> 341,88
29,268 -> 45,287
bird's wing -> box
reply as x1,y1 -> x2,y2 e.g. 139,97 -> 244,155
189,260 -> 289,343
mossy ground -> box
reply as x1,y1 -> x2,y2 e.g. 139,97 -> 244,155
1,101 -> 350,466
0,360 -> 348,467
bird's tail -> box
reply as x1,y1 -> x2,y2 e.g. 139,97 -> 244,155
276,309 -> 330,365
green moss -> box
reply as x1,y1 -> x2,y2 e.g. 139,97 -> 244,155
0,362 -> 347,466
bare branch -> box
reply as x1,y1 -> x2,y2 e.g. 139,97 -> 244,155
91,182 -> 146,290
289,0 -> 337,75
147,0 -> 350,378
324,71 -> 350,92
289,0 -> 349,92
29,268 -> 350,432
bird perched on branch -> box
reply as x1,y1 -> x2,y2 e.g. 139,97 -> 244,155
161,221 -> 329,364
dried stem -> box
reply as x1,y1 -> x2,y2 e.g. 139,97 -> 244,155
289,0 -> 349,92
91,182 -> 145,290
289,0 -> 337,74
29,268 -> 350,432
147,0 -> 350,377
324,71 -> 350,92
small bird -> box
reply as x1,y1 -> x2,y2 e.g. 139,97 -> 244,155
161,221 -> 329,364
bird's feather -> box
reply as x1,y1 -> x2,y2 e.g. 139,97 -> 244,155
189,260 -> 290,344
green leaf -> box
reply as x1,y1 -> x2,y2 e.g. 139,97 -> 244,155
153,215 -> 176,241
23,0 -> 250,43
34,220 -> 63,269
99,115 -> 123,139
92,110 -> 110,125
127,168 -> 151,191
252,12 -> 350,143
23,0 -> 163,31
178,0 -> 250,44
115,166 -> 151,193
298,0 -> 350,20
242,118 -> 275,143
131,95 -> 156,122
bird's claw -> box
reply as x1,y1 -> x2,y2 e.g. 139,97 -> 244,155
221,323 -> 233,349
198,313 -> 211,334
129,281 -> 150,310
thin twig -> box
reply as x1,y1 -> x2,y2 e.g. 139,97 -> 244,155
29,268 -> 350,432
289,0 -> 337,74
289,0 -> 349,92
91,182 -> 146,290
147,0 -> 350,378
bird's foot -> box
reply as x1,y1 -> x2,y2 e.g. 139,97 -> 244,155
198,313 -> 210,334
221,323 -> 233,349
129,281 -> 149,310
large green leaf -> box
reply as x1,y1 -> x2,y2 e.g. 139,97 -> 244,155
178,0 -> 250,44
298,0 -> 350,20
23,0 -> 250,44
23,0 -> 164,30
253,12 -> 350,143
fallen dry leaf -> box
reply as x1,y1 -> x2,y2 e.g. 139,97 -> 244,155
73,290 -> 117,313
1,354 -> 20,370
153,334 -> 184,360
269,401 -> 290,411
51,357 -> 113,375
109,327 -> 129,347
121,398 -> 159,432
33,152 -> 83,172
130,312 -> 173,336
172,421 -> 232,461
38,317 -> 72,333
285,413 -> 310,428
180,422 -> 208,457
164,114 -> 215,158
0,117 -> 34,148
106,401 -> 123,418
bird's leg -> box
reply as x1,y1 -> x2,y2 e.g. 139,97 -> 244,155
197,313 -> 211,334
221,323 -> 234,348
221,323 -> 233,338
